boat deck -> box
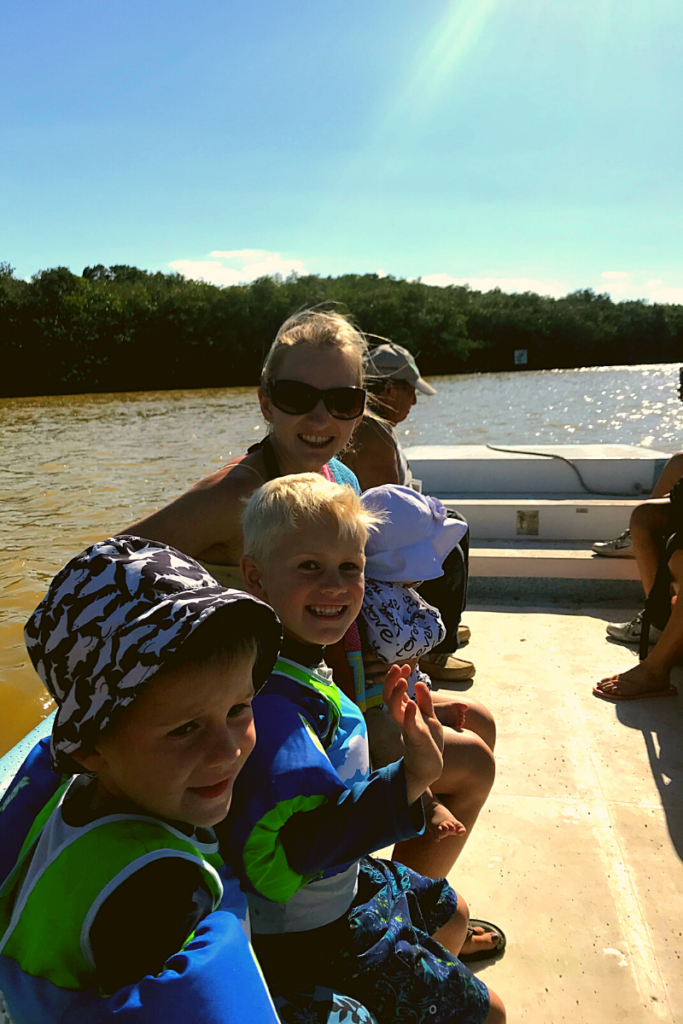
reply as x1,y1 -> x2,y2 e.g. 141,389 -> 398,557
470,541 -> 641,580
415,602 -> 682,1023
2,602 -> 681,1022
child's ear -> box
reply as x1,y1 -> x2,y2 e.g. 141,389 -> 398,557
71,748 -> 105,773
241,555 -> 267,600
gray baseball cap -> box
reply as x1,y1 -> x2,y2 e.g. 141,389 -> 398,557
365,342 -> 436,396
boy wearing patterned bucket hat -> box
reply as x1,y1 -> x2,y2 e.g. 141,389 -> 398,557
0,536 -> 286,1024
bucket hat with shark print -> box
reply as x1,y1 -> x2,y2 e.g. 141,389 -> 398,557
25,535 -> 282,773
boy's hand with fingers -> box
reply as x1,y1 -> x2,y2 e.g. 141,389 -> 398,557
383,665 -> 444,806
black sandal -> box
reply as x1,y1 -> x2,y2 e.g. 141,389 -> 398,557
458,919 -> 507,963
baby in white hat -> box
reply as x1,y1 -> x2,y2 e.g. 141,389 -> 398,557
360,485 -> 469,840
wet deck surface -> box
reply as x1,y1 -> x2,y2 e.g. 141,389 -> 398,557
439,604 -> 682,1024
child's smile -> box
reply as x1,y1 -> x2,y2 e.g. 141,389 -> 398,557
308,603 -> 347,618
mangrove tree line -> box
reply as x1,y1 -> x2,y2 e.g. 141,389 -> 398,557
1,262 -> 681,397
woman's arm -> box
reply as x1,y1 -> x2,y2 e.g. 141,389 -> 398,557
121,461 -> 264,562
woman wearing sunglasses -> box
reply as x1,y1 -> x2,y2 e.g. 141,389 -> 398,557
122,310 -> 498,900
123,309 -> 367,587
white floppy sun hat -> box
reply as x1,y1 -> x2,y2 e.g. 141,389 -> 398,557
361,485 -> 467,583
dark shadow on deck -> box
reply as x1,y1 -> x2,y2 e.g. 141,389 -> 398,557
469,602 -> 683,859
615,673 -> 683,862
583,609 -> 683,861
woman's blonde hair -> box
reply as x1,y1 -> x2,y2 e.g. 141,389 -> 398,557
260,309 -> 368,389
242,473 -> 383,564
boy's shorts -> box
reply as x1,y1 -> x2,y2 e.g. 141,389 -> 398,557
273,986 -> 378,1024
256,857 -> 490,1024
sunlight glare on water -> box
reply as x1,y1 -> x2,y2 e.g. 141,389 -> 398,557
1,362 -> 681,755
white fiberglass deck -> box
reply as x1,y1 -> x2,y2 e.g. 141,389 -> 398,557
469,541 -> 641,580
379,603 -> 683,1023
406,444 -> 669,578
404,444 -> 670,499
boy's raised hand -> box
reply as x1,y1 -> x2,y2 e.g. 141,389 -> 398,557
383,666 -> 444,806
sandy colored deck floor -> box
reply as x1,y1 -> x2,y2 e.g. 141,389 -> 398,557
439,604 -> 683,1024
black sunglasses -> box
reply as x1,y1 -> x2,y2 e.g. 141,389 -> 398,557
268,380 -> 366,421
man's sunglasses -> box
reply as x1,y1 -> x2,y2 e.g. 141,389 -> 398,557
268,380 -> 366,421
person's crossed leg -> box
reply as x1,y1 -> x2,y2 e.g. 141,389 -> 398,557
595,549 -> 683,701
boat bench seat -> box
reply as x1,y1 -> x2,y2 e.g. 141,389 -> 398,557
469,541 -> 640,580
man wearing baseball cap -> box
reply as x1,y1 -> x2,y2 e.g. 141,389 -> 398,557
367,341 -> 437,396
341,341 -> 474,684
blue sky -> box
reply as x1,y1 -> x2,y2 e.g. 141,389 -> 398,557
2,0 -> 682,301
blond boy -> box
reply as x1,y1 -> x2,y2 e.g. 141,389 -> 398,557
223,474 -> 506,1024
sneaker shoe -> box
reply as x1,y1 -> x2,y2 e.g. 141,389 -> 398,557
592,530 -> 634,558
606,610 -> 664,646
420,652 -> 476,681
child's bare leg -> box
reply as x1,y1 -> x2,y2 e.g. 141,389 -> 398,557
431,893 -> 508,1024
432,894 -> 500,958
367,709 -> 467,839
484,990 -> 507,1024
393,726 -> 495,877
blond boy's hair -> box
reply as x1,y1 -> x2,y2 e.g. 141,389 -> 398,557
242,473 -> 382,564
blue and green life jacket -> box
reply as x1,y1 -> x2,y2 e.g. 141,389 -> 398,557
225,655 -> 423,929
0,757 -> 279,1024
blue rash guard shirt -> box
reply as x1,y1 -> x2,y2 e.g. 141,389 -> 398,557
221,644 -> 424,934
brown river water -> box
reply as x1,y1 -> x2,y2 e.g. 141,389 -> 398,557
1,362 -> 681,756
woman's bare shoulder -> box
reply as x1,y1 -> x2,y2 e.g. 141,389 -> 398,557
191,452 -> 267,499
121,450 -> 267,558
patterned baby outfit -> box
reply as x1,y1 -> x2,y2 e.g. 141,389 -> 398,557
360,580 -> 445,706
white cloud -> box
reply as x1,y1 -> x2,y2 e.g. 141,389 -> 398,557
168,254 -> 683,305
169,260 -> 244,287
169,249 -> 308,287
646,283 -> 683,304
209,249 -> 267,260
600,275 -> 683,303
419,274 -> 566,297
